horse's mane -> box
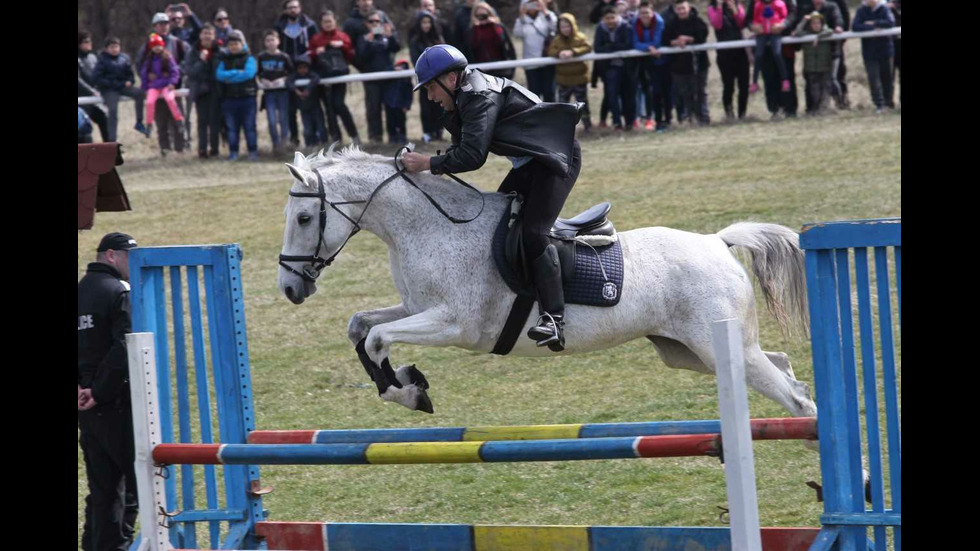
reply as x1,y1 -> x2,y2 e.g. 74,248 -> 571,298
306,143 -> 396,171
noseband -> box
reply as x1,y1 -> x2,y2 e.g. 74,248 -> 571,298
279,148 -> 485,283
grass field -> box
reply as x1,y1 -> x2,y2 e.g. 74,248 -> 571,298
78,40 -> 900,548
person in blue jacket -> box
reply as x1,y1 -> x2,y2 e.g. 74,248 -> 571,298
216,31 -> 259,160
595,6 -> 636,130
632,2 -> 664,131
94,37 -> 148,140
852,0 -> 895,112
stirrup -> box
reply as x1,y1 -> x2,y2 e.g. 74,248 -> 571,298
527,313 -> 565,352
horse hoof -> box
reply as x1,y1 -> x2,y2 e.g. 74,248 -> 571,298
395,364 -> 429,390
416,388 -> 434,414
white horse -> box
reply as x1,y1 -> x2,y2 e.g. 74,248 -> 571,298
277,147 -> 816,422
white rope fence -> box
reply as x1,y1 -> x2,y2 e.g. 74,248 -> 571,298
78,27 -> 900,106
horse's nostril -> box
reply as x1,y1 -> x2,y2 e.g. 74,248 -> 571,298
285,286 -> 295,300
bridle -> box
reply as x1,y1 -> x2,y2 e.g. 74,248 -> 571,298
278,147 -> 485,283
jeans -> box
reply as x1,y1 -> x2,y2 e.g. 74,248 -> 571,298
222,96 -> 258,154
696,68 -> 710,124
603,64 -> 636,127
155,97 -> 185,152
753,35 -> 787,83
263,90 -> 290,148
385,105 -> 406,144
195,93 -> 222,155
671,72 -> 697,123
419,90 -> 443,138
102,87 -> 144,141
300,105 -> 328,146
320,84 -> 359,142
364,81 -> 385,141
557,84 -> 591,129
804,71 -> 832,113
525,66 -> 556,102
863,56 -> 895,109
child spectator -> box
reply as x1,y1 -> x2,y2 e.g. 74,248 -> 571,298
594,6 -> 636,131
410,12 -> 446,143
794,12 -> 833,114
548,12 -> 593,131
383,60 -> 414,145
184,23 -> 222,158
94,37 -> 148,140
140,33 -> 184,155
216,31 -> 259,160
258,29 -> 294,152
663,0 -> 709,125
709,0 -> 749,120
852,0 -> 895,113
309,10 -> 360,145
632,2 -> 664,131
287,54 -> 327,146
750,0 -> 791,94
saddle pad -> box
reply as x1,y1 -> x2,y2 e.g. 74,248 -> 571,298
491,206 -> 624,307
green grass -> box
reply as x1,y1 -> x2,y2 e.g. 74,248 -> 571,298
78,55 -> 900,548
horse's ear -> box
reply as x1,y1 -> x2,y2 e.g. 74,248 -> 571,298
292,151 -> 309,169
285,163 -> 318,189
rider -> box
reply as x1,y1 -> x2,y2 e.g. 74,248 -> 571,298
401,44 -> 582,352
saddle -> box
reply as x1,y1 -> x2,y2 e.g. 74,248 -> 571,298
491,196 -> 625,355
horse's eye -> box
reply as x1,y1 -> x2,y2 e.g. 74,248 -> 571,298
298,214 -> 313,225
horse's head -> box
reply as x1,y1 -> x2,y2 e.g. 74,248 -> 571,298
278,148 -> 358,304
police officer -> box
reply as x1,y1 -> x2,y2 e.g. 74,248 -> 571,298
78,232 -> 138,551
402,45 -> 582,352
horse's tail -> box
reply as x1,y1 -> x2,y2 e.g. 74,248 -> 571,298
717,222 -> 809,336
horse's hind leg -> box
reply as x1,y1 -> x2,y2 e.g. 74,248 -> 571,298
765,350 -> 796,380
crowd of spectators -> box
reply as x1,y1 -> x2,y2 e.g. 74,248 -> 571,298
77,0 -> 902,158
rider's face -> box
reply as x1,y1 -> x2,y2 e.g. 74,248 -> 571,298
424,73 -> 457,111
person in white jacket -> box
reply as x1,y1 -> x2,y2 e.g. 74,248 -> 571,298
513,0 -> 558,101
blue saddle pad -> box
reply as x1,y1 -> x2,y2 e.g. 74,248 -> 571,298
491,204 -> 623,307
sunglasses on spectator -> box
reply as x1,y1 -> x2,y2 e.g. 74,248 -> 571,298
367,19 -> 381,23
216,16 -> 229,21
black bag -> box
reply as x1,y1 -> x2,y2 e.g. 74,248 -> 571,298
316,48 -> 349,78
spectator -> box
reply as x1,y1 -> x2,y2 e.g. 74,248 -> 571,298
168,4 -> 203,45
309,10 -> 360,145
276,0 -> 320,146
594,6 -> 636,131
355,10 -> 401,143
137,13 -> 192,149
288,54 -> 328,146
632,2 -> 664,131
889,0 -> 900,105
79,31 -> 110,142
663,0 -> 709,125
852,0 -> 895,113
216,31 -> 259,160
797,0 -> 844,113
590,0 -> 616,24
410,12 -> 447,143
258,30 -> 293,152
514,0 -> 558,102
467,3 -> 517,79
344,0 -> 396,73
78,232 -> 139,551
793,12 -> 833,114
708,0 -> 750,120
78,107 -> 93,144
95,37 -> 148,141
213,8 -> 234,47
140,33 -> 185,156
383,60 -> 413,144
548,12 -> 593,131
745,0 -> 797,117
750,0 -> 791,95
453,0 -> 477,58
411,0 -> 452,45
184,24 -> 222,158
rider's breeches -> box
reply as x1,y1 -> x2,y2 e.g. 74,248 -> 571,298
497,141 -> 582,259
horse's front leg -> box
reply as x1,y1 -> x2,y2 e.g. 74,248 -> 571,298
348,304 -> 412,397
364,308 -> 463,413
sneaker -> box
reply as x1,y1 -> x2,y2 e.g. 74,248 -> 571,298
644,119 -> 655,131
781,80 -> 791,92
228,152 -> 239,161
632,119 -> 641,130
134,121 -> 149,136
248,152 -> 260,161
160,148 -> 168,158
145,123 -> 154,137
749,83 -> 759,94
599,121 -> 608,129
613,124 -> 624,131
198,151 -> 208,160
422,133 -> 432,144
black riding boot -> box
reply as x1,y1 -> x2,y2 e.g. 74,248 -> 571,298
526,244 -> 566,352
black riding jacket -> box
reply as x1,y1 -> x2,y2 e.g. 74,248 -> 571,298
430,69 -> 581,178
78,262 -> 132,408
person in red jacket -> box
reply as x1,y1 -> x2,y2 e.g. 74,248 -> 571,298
308,10 -> 360,144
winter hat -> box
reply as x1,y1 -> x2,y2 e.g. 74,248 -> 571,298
148,33 -> 166,48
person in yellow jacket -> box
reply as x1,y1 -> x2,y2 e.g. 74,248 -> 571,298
547,13 -> 593,131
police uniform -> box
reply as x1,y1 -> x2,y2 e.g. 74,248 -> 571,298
78,233 -> 137,551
